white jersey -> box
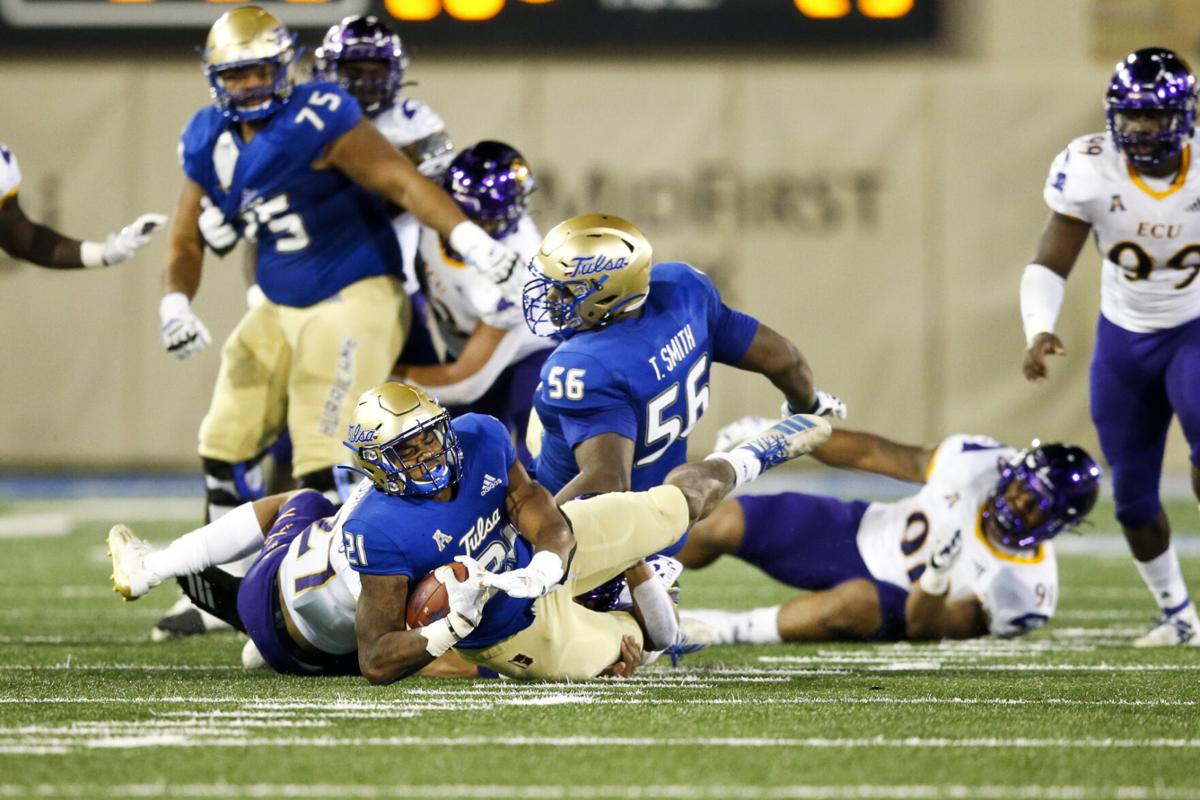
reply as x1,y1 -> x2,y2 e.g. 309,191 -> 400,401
373,98 -> 454,296
1043,132 -> 1200,332
0,143 -> 22,204
419,214 -> 551,363
276,483 -> 371,655
855,435 -> 1059,638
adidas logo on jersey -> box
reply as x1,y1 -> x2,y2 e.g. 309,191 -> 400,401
481,474 -> 502,496
1186,197 -> 1200,212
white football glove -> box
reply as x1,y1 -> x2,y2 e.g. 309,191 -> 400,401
245,284 -> 267,310
159,292 -> 212,360
440,555 -> 489,632
449,220 -> 520,285
96,213 -> 168,266
479,551 -> 565,599
783,390 -> 848,420
198,196 -> 238,255
918,525 -> 963,596
713,415 -> 778,452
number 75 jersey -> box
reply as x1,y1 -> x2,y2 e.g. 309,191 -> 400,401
1044,132 -> 1200,333
531,262 -> 761,494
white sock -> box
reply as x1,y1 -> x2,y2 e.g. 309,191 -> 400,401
144,502 -> 264,579
705,449 -> 762,488
685,606 -> 782,645
1134,545 -> 1191,616
632,578 -> 678,651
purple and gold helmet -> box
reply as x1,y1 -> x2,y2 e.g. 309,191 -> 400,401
982,443 -> 1101,549
1105,47 -> 1197,167
313,15 -> 409,116
444,141 -> 536,238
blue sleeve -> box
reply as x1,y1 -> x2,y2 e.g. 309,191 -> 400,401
343,512 -> 414,579
472,413 -> 517,469
287,83 -> 362,157
179,110 -> 216,190
697,268 -> 759,364
540,350 -> 638,449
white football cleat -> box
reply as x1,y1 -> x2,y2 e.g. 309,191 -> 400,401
735,413 -> 832,470
1134,602 -> 1200,647
107,524 -> 162,601
241,639 -> 268,670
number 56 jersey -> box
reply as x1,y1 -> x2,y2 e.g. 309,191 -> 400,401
1044,132 -> 1200,333
179,81 -> 403,308
855,435 -> 1059,638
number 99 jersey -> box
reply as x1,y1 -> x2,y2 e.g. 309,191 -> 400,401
532,262 -> 760,495
0,143 -> 21,207
179,82 -> 403,308
1044,132 -> 1200,333
855,435 -> 1060,638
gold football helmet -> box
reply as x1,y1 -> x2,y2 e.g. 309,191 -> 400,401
522,213 -> 653,337
202,6 -> 297,121
343,383 -> 463,497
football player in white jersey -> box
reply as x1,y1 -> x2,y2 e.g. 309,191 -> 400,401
0,142 -> 165,269
680,423 -> 1100,643
1020,47 -> 1200,646
395,141 -> 553,466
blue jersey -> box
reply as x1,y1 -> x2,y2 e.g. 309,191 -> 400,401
341,414 -> 535,649
533,262 -> 760,494
180,82 -> 403,308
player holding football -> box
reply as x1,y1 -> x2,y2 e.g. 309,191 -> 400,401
680,421 -> 1101,643
1020,46 -> 1200,646
395,141 -> 553,466
108,383 -> 829,680
0,142 -> 164,269
163,6 -> 518,522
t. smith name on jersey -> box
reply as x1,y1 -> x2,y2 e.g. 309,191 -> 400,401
648,323 -> 698,379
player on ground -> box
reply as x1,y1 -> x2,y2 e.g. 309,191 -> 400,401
340,383 -> 831,682
0,142 -> 164,269
396,141 -> 553,466
522,213 -> 846,507
1020,46 -> 1200,645
163,6 -> 518,521
680,421 -> 1101,643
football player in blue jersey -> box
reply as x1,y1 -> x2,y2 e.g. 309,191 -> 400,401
161,6 -> 520,523
0,142 -> 165,270
341,382 -> 830,682
522,213 -> 846,508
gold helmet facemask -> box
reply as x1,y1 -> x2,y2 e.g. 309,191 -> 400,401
521,213 -> 653,338
343,383 -> 464,497
202,6 -> 298,122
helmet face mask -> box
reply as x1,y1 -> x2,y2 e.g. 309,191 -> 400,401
1105,47 -> 1197,168
344,384 -> 463,497
313,15 -> 408,116
523,214 -> 653,338
203,6 -> 297,123
444,141 -> 536,239
982,444 -> 1101,549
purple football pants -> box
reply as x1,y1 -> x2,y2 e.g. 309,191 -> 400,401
1090,313 -> 1200,528
735,492 -> 909,641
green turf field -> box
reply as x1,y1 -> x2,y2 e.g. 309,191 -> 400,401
1,498 -> 1199,799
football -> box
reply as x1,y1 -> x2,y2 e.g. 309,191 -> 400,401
405,561 -> 468,630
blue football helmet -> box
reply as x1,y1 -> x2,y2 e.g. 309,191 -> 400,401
983,443 -> 1101,549
343,383 -> 464,497
445,141 -> 536,238
202,6 -> 298,123
313,15 -> 409,117
1106,47 -> 1197,167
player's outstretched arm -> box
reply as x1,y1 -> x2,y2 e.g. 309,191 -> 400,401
356,572 -> 441,684
397,323 -> 511,406
733,321 -> 818,413
0,193 -> 165,270
159,179 -> 212,359
812,428 -> 933,484
1021,212 -> 1089,383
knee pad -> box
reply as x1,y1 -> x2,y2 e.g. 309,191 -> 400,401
203,457 -> 266,522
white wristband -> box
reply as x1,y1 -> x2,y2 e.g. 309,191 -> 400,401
422,617 -> 460,658
448,220 -> 491,255
159,292 -> 191,322
1020,263 -> 1066,348
918,568 -> 951,596
80,240 -> 107,269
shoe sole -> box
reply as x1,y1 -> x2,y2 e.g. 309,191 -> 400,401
106,524 -> 143,602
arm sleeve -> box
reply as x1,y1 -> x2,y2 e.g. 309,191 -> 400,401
690,265 -> 759,364
1042,146 -> 1094,222
0,144 -> 22,205
924,434 -> 1005,484
541,352 -> 638,449
979,567 -> 1051,638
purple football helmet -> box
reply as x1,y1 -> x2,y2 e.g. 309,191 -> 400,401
1105,47 -> 1197,167
313,15 -> 409,116
445,141 -> 536,238
982,443 -> 1101,549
